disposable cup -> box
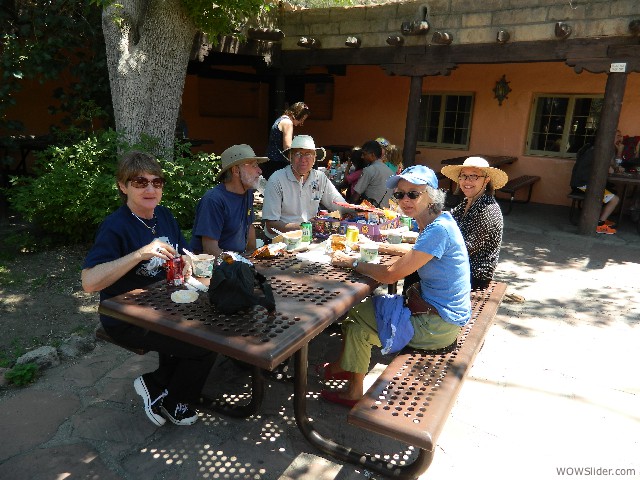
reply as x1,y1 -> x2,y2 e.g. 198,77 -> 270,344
192,254 -> 215,278
360,244 -> 379,263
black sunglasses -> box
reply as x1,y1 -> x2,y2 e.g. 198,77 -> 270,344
392,190 -> 425,200
129,176 -> 165,189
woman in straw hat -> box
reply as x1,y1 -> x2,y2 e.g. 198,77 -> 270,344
441,156 -> 508,290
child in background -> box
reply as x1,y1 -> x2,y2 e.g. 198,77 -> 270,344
344,148 -> 367,202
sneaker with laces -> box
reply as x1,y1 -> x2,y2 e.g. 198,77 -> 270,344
596,224 -> 616,235
134,375 -> 168,426
161,399 -> 198,426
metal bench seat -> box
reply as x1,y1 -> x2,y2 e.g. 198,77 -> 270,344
345,282 -> 507,479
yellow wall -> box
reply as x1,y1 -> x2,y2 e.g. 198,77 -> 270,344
416,63 -> 640,206
182,62 -> 640,206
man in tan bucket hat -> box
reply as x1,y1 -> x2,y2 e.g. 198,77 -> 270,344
190,144 -> 267,257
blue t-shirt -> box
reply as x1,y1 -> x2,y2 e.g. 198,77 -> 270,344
190,184 -> 254,254
414,212 -> 471,326
83,204 -> 188,327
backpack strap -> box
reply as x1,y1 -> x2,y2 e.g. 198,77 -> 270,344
253,269 -> 276,312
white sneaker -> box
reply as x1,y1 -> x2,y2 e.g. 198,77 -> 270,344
134,375 -> 168,426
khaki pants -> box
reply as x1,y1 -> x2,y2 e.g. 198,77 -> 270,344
339,297 -> 461,374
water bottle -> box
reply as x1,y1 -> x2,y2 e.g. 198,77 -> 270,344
330,154 -> 338,179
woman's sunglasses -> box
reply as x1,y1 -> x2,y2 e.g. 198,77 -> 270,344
458,174 -> 487,182
392,190 -> 425,200
129,176 -> 165,189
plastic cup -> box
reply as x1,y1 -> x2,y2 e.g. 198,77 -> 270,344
360,244 -> 379,263
192,254 -> 215,278
387,232 -> 403,244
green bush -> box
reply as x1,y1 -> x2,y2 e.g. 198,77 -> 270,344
5,362 -> 39,386
6,130 -> 220,244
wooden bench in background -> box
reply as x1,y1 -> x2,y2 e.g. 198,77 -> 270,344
340,281 -> 507,479
497,175 -> 541,214
567,191 -> 585,225
95,326 -> 148,355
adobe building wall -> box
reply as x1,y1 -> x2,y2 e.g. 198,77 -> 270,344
280,0 -> 638,50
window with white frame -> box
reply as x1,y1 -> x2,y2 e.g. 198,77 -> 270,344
417,93 -> 474,149
526,94 -> 604,158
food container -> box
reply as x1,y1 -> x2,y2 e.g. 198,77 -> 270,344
171,290 -> 199,303
402,231 -> 419,244
338,215 -> 400,242
283,230 -> 303,250
387,232 -> 403,244
192,254 -> 215,278
360,243 -> 379,263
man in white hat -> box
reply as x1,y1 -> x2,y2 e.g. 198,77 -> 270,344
190,144 -> 267,257
262,134 -> 349,238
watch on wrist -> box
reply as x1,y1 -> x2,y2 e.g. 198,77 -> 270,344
351,259 -> 359,270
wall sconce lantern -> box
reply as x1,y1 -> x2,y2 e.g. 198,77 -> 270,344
386,35 -> 405,46
629,19 -> 640,36
496,30 -> 510,44
555,22 -> 572,39
493,75 -> 512,106
431,31 -> 453,45
297,37 -> 320,49
345,36 -> 361,48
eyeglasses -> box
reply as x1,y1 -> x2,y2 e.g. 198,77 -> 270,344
129,176 -> 165,189
292,152 -> 315,160
458,174 -> 487,182
392,190 -> 425,200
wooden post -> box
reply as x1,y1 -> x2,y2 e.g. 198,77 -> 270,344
403,75 -> 423,167
578,72 -> 627,235
274,73 -> 286,120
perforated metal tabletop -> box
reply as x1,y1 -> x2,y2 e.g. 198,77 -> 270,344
98,254 -> 391,371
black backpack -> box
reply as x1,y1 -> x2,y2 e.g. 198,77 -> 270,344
208,261 -> 276,314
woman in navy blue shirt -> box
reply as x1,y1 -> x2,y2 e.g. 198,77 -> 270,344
82,151 -> 216,427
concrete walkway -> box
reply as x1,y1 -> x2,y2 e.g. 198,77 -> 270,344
1,203 -> 639,480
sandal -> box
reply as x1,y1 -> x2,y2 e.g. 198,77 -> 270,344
314,363 -> 352,381
320,390 -> 359,408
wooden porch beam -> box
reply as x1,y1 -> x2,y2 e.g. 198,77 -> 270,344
280,36 -> 638,74
578,72 -> 627,235
403,76 -> 423,168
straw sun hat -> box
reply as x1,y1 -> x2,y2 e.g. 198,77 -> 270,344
440,156 -> 509,190
217,144 -> 268,180
282,134 -> 326,161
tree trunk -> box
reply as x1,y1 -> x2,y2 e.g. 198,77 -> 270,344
102,0 -> 197,156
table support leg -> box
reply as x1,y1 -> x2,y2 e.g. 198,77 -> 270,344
197,364 -> 264,418
293,347 -> 433,479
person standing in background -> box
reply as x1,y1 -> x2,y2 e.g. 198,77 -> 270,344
262,102 -> 310,180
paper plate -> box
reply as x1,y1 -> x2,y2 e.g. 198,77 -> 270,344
171,290 -> 199,304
